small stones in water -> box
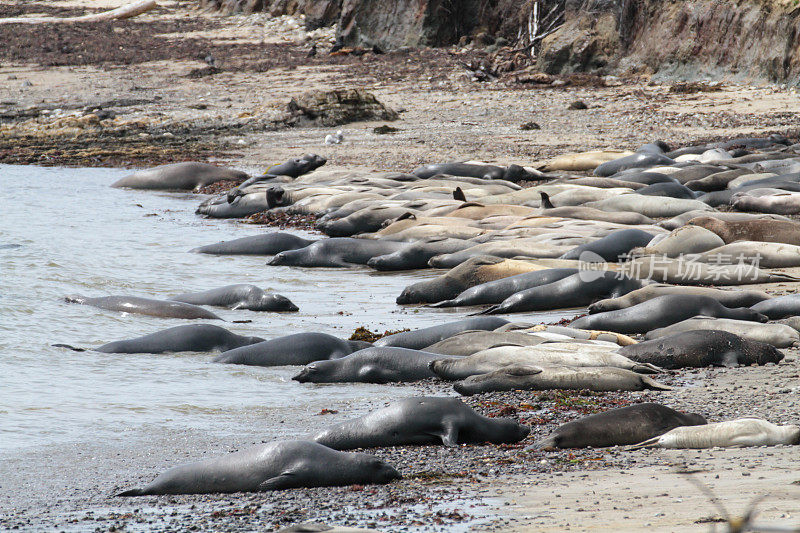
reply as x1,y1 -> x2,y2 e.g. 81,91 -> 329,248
568,100 -> 588,110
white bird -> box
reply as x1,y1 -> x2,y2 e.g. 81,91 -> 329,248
324,130 -> 344,145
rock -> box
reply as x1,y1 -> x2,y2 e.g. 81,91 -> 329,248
520,121 -> 541,130
568,100 -> 588,110
286,89 -> 398,127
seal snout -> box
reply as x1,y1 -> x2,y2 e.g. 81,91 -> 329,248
292,365 -> 316,382
268,253 -> 286,266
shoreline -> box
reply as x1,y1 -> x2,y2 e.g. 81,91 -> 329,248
4,2 -> 800,532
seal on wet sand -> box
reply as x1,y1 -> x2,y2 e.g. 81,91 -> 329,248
534,403 -> 707,449
97,324 -> 264,354
213,333 -> 371,366
292,347 -> 448,384
117,440 -> 400,495
312,397 -> 529,449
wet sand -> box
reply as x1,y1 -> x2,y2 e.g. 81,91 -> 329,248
3,1 -> 800,531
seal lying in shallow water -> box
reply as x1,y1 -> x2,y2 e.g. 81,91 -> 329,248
213,333 -> 371,366
630,419 -> 800,449
97,324 -> 263,354
111,162 -> 248,191
571,295 -> 767,334
65,295 -> 222,320
618,329 -> 783,369
190,233 -> 315,255
312,397 -> 529,449
117,440 -> 400,495
268,238 -> 406,268
535,403 -> 706,449
292,347 -> 448,383
170,284 -> 298,312
453,365 -> 672,395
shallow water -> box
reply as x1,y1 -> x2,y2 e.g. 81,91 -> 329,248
0,164 -> 575,455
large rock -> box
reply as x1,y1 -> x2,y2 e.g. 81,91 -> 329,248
286,89 -> 398,127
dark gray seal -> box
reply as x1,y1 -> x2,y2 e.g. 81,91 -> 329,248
453,365 -> 672,395
752,295 -> 800,319
635,181 -> 697,199
366,238 -> 473,271
292,347 -> 449,383
617,330 -> 784,369
412,162 -> 539,182
319,206 -> 414,237
117,440 -> 400,496
190,233 -> 315,255
534,403 -> 707,449
213,333 -> 371,366
111,162 -> 248,191
478,272 -> 647,315
594,152 -> 675,176
312,397 -> 529,449
65,295 -> 222,320
374,317 -> 509,350
571,295 -> 767,334
170,284 -> 298,312
268,238 -> 406,268
97,324 -> 263,354
431,268 -> 579,308
225,154 -> 327,202
559,229 -> 654,262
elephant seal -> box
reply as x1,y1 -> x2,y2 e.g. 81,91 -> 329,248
571,295 -> 767,334
367,237 -> 473,271
538,150 -> 634,172
97,325 -> 263,354
190,233 -> 315,255
196,190 -> 271,218
535,403 -> 707,449
65,295 -> 222,320
733,189 -> 800,214
374,317 -> 509,350
635,181 -> 697,199
170,284 -> 298,312
585,195 -> 713,218
111,162 -> 248,191
645,317 -> 799,348
631,419 -> 800,449
620,256 -> 798,285
478,272 -> 647,315
427,239 -> 571,269
594,152 -> 675,176
312,397 -> 529,449
213,333 -> 371,366
688,241 -> 800,268
225,154 -> 327,202
422,330 -> 549,355
269,238 -> 405,268
117,440 -> 400,496
453,365 -> 672,396
687,216 -> 800,245
618,330 -> 784,369
684,169 -> 752,192
430,268 -> 579,308
559,229 -> 654,262
319,206 -> 417,237
752,295 -> 800,319
396,255 -> 545,304
292,347 -> 448,384
589,284 -> 770,314
430,345 -> 660,380
630,226 -> 725,257
659,211 -> 790,231
412,162 -> 539,182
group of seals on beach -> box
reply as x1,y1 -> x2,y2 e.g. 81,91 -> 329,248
102,137 -> 800,497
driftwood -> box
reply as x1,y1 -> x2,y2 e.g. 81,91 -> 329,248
0,0 -> 157,24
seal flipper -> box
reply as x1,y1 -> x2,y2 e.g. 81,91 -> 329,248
453,187 -> 467,202
626,436 -> 662,450
471,305 -> 501,316
540,192 -> 555,209
116,487 -> 145,497
631,363 -> 664,374
259,470 -> 299,491
531,435 -> 558,450
51,343 -> 86,352
641,376 -> 673,391
439,420 -> 460,447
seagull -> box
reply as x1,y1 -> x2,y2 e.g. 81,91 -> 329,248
324,130 -> 344,145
